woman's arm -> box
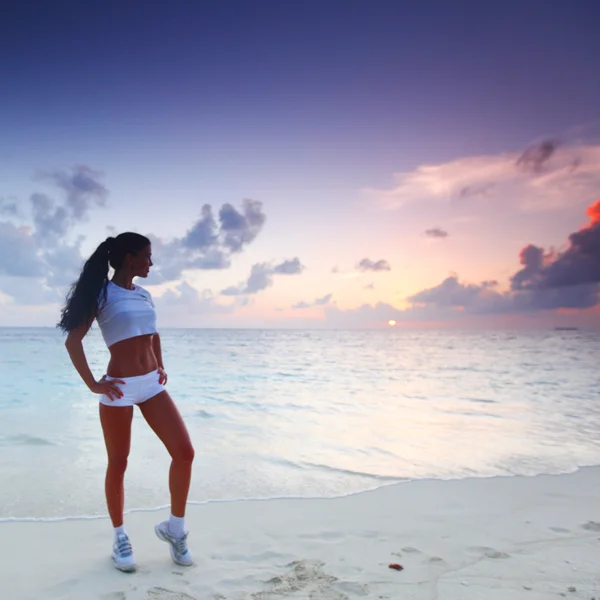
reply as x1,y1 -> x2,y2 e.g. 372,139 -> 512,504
65,320 -> 124,400
64,320 -> 97,390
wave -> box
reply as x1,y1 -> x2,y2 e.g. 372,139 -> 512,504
266,456 -> 407,482
0,433 -> 55,447
196,409 -> 215,419
2,465 -> 596,525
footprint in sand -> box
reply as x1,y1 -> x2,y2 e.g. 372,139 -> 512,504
401,547 -> 421,554
147,587 -> 197,600
468,546 -> 510,559
581,521 -> 600,532
427,556 -> 446,564
550,527 -> 570,534
252,559 -> 348,600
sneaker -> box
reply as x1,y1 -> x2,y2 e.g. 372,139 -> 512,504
112,533 -> 136,572
154,520 -> 193,566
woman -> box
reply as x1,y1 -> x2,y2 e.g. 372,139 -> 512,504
59,232 -> 195,572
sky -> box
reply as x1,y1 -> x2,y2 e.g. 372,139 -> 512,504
1,0 -> 599,329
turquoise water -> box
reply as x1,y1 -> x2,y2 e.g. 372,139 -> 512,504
0,327 -> 599,519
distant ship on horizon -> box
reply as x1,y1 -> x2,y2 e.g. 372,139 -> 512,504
554,326 -> 579,331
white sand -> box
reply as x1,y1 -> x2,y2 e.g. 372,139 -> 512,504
2,468 -> 599,600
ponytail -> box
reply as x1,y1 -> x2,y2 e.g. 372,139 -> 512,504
57,237 -> 114,332
57,232 -> 150,333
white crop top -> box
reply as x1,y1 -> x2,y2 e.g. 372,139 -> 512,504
96,281 -> 158,348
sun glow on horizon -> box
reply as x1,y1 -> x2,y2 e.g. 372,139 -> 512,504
388,319 -> 397,326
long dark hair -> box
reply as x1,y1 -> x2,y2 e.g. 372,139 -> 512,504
58,232 -> 150,332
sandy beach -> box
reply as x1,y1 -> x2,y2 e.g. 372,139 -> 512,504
2,467 -> 599,600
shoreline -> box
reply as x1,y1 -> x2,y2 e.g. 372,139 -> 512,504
2,466 -> 599,599
1,464 -> 598,523
2,464 -> 599,524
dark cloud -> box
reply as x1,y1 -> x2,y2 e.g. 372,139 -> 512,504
30,193 -> 71,243
516,139 -> 558,173
0,166 -> 110,304
326,201 -> 600,326
219,199 -> 266,252
407,202 -> 600,315
1,164 -> 268,311
513,284 -> 599,311
182,205 -> 219,249
408,276 -> 508,313
149,199 -> 267,283
273,258 -> 304,275
424,227 -> 449,239
40,165 -> 108,219
292,293 -> 332,309
357,258 -> 391,272
222,258 -> 305,296
511,200 -> 600,292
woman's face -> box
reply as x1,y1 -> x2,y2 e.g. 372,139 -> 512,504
127,244 -> 153,278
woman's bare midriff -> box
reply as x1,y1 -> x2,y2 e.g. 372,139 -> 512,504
106,334 -> 158,377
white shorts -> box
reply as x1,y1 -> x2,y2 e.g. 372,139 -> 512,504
99,369 -> 165,407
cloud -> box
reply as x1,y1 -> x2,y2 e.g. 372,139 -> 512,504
458,183 -> 495,198
292,293 -> 332,310
516,139 -> 558,173
221,258 -> 305,296
30,193 -> 71,243
179,200 -> 265,254
0,275 -> 62,305
44,237 -> 87,287
365,282 -> 375,290
0,165 -> 268,311
219,200 -> 266,252
326,201 -> 600,325
157,282 -> 239,314
38,165 -> 108,220
511,199 -> 600,292
0,197 -> 19,217
357,258 -> 391,272
408,200 -> 600,314
273,257 -> 304,274
0,166 -> 109,305
148,198 -> 267,282
363,141 -> 600,213
408,277 -> 502,312
0,167 -> 109,304
0,222 -> 45,277
424,227 -> 449,239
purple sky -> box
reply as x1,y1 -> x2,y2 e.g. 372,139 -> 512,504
1,1 -> 599,328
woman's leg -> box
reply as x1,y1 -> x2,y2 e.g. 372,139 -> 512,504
99,404 -> 134,527
138,390 -> 195,517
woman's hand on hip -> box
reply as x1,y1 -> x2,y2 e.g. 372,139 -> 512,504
90,375 -> 125,401
158,367 -> 168,385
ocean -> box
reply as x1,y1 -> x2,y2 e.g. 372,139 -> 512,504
0,327 -> 599,521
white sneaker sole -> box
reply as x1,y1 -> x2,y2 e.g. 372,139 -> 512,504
112,555 -> 136,572
154,524 -> 193,566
